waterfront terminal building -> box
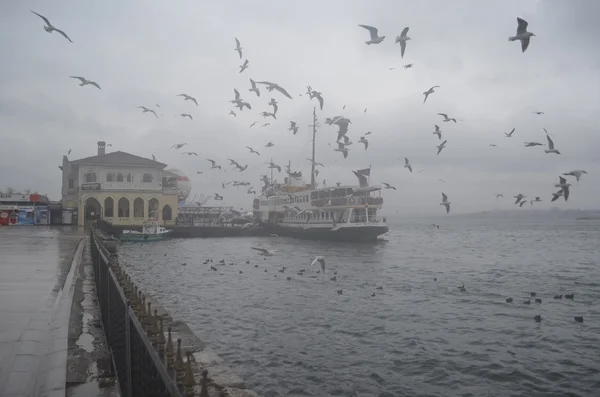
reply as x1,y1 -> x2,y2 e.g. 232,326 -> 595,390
60,141 -> 179,227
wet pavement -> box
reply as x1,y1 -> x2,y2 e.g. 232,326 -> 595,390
0,226 -> 83,397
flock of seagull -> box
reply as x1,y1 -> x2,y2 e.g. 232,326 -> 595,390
31,9 -> 589,214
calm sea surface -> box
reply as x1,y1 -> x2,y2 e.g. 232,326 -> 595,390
118,216 -> 600,397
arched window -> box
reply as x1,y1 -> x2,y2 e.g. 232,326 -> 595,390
106,173 -> 114,182
142,173 -> 153,183
116,173 -> 124,182
148,198 -> 159,217
84,172 -> 97,183
126,173 -> 133,183
133,198 -> 144,218
118,197 -> 130,218
162,205 -> 172,221
104,197 -> 114,217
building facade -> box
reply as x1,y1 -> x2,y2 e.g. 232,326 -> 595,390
0,192 -> 51,226
60,141 -> 179,227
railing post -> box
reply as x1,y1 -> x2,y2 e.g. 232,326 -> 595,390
124,306 -> 133,397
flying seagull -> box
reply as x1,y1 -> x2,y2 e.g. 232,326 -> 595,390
382,182 -> 396,190
234,38 -> 242,59
171,143 -> 187,149
334,142 -> 349,159
438,113 -> 456,123
563,170 -> 587,181
229,110 -> 236,117
544,133 -> 561,154
524,141 -> 543,147
496,194 -> 504,199
246,146 -> 260,155
265,142 -> 274,148
309,89 -> 324,110
532,111 -> 544,115
69,76 -> 101,90
239,59 -> 249,73
136,106 -> 158,117
554,176 -> 570,201
231,89 -> 251,110
289,121 -> 299,135
513,194 -> 525,204
505,128 -> 516,137
433,124 -> 442,140
248,79 -> 260,97
255,81 -> 293,99
261,123 -> 270,127
489,144 -> 498,147
252,247 -> 274,257
249,121 -> 258,128
30,11 -> 73,43
395,27 -> 411,58
404,157 -> 412,172
440,193 -> 451,214
403,63 -> 414,69
423,86 -> 440,104
436,140 -> 447,155
310,256 -> 327,274
182,151 -> 198,156
179,113 -> 193,120
207,159 -> 221,169
359,136 -> 369,150
359,25 -> 385,44
177,93 -> 198,106
509,17 -> 535,53
259,111 -> 276,120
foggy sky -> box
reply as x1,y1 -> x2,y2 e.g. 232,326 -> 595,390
1,0 -> 599,215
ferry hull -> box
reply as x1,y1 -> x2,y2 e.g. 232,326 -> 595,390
262,224 -> 388,242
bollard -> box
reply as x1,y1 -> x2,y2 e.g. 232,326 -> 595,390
157,317 -> 166,356
184,351 -> 196,397
175,338 -> 185,386
165,327 -> 175,369
199,369 -> 209,397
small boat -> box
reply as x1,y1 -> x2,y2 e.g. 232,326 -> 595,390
120,220 -> 172,242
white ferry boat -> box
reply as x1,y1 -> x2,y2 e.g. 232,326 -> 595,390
251,108 -> 388,242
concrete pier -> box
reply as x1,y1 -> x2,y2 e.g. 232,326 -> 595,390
0,226 -> 83,396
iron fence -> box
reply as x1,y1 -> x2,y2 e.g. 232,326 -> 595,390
90,227 -> 209,397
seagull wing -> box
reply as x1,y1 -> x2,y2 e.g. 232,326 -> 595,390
54,28 -> 73,43
516,18 -> 528,35
359,24 -> 379,40
69,76 -> 86,83
435,124 -> 440,132
191,97 -> 198,106
438,113 -> 448,118
207,159 -> 216,166
442,193 -> 448,203
521,37 -> 530,53
274,85 -> 293,99
30,11 -> 52,27
509,128 -> 515,136
400,40 -> 406,58
546,134 -> 554,149
149,109 -> 157,117
559,176 -> 567,185
401,26 -> 409,38
405,157 -> 409,165
235,37 -> 240,48
408,165 -> 412,172
249,78 -> 256,89
90,81 -> 101,90
316,94 -> 324,110
234,88 -> 240,101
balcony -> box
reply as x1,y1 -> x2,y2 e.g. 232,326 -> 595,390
311,196 -> 383,207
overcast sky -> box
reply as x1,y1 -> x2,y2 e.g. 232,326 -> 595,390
1,0 -> 599,215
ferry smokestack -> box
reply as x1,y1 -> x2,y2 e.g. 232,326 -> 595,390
97,141 -> 106,156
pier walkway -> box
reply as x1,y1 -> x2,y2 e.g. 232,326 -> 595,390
0,226 -> 83,397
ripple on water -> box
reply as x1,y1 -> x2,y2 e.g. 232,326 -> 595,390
118,218 -> 600,397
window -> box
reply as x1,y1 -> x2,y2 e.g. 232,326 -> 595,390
84,172 -> 97,183
142,173 -> 153,183
162,205 -> 172,221
68,179 -> 74,188
104,197 -> 114,217
126,173 -> 133,183
116,173 -> 124,182
118,197 -> 130,217
106,173 -> 114,182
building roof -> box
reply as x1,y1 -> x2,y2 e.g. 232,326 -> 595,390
71,151 -> 167,168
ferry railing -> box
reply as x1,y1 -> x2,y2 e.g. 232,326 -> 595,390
311,196 -> 383,207
90,226 -> 210,397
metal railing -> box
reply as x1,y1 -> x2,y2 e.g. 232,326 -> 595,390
90,227 -> 210,397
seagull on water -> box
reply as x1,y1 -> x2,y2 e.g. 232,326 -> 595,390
289,121 -> 299,135
423,86 -> 440,104
246,146 -> 260,156
310,256 -> 327,274
255,81 -> 293,99
563,170 -> 587,181
179,113 -> 193,120
438,113 -> 456,123
30,11 -> 73,43
395,27 -> 411,58
69,76 -> 101,90
239,59 -> 249,73
177,93 -> 198,106
509,18 -> 535,53
136,106 -> 158,117
544,132 -> 561,154
234,38 -> 243,59
504,128 -> 516,137
433,124 -> 442,140
524,141 -> 543,147
440,193 -> 451,213
334,142 -> 349,159
359,136 -> 369,150
554,177 -> 571,201
436,140 -> 447,155
382,183 -> 396,190
358,25 -> 385,44
404,157 -> 412,172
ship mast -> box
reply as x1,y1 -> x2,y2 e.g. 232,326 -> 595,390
309,106 -> 319,189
